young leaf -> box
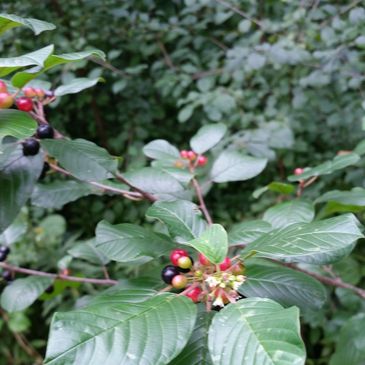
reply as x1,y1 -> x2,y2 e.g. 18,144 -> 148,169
190,123 -> 227,154
210,150 -> 267,183
1,276 -> 53,312
288,153 -> 360,182
228,220 -> 272,246
0,13 -> 56,35
143,139 -> 180,160
41,139 -> 118,181
263,200 -> 315,228
0,109 -> 37,140
243,214 -> 363,264
45,293 -> 197,365
0,144 -> 43,233
146,200 -> 207,242
238,260 -> 327,311
95,220 -> 172,263
185,224 -> 228,264
32,180 -> 96,209
208,298 -> 306,365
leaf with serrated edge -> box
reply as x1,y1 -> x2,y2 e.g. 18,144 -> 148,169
243,214 -> 363,264
44,293 -> 197,365
208,298 -> 306,365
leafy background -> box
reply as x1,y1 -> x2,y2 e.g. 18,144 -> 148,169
1,1 -> 365,364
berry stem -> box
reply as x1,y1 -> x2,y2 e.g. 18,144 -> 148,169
191,177 -> 213,225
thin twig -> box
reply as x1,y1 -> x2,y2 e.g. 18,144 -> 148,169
0,262 -> 118,286
157,40 -> 176,71
191,177 -> 213,225
88,56 -> 131,78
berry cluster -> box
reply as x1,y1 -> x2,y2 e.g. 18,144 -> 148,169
161,249 -> 246,308
0,246 -> 12,283
175,150 -> 208,169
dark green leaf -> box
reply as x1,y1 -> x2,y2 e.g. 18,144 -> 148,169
68,239 -> 109,265
0,109 -> 38,140
228,220 -> 272,246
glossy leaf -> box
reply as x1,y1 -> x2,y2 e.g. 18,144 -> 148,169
208,298 -> 306,365
95,220 -> 172,263
243,214 -> 363,264
288,153 -> 360,182
186,224 -> 228,264
143,139 -> 180,160
238,260 -> 327,311
1,276 -> 53,312
32,180 -> 96,209
0,144 -> 43,233
41,139 -> 118,181
228,220 -> 272,246
68,239 -> 109,265
190,123 -> 227,154
0,13 -> 55,35
45,293 -> 197,365
147,200 -> 207,242
263,200 -> 315,228
210,150 -> 267,183
0,109 -> 37,140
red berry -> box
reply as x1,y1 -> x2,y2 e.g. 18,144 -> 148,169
180,150 -> 189,159
219,257 -> 232,271
198,253 -> 211,266
16,97 -> 33,112
294,167 -> 304,176
171,274 -> 188,289
177,256 -> 193,270
197,155 -> 208,166
187,151 -> 196,161
184,286 -> 202,303
0,92 -> 13,109
170,249 -> 189,266
23,87 -> 37,98
0,81 -> 7,93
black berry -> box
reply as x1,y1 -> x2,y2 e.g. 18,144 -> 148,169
22,138 -> 40,156
161,265 -> 180,284
0,246 -> 10,262
45,285 -> 54,294
39,162 -> 50,180
36,124 -> 54,139
2,270 -> 12,282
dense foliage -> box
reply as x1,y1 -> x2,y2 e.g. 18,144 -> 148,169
0,1 -> 365,364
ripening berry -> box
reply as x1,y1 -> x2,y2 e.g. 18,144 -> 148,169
184,286 -> 202,303
161,265 -> 180,284
197,155 -> 208,166
16,97 -> 33,112
177,256 -> 193,270
171,274 -> 188,289
61,269 -> 70,276
0,92 -> 13,109
219,257 -> 232,271
170,249 -> 189,266
198,253 -> 211,266
187,150 -> 196,161
231,262 -> 245,275
174,160 -> 184,168
34,88 -> 45,99
23,87 -> 37,98
0,80 -> 7,93
180,150 -> 189,159
294,167 -> 304,176
22,138 -> 40,156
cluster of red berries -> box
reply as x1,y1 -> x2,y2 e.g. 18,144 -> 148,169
161,249 -> 246,307
0,246 -> 12,283
180,150 -> 208,166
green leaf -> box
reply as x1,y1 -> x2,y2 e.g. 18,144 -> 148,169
316,188 -> 365,206
0,144 -> 43,233
95,220 -> 172,263
0,13 -> 56,35
190,123 -> 227,154
54,77 -> 102,96
12,49 -> 105,88
45,293 -> 197,365
124,167 -> 186,200
0,209 -> 27,245
1,276 -> 53,312
0,45 -> 54,77
143,139 -> 180,160
210,150 -> 267,183
31,180 -> 96,209
228,220 -> 272,246
263,200 -> 315,228
288,153 -> 360,182
68,239 -> 109,265
208,298 -> 306,365
169,306 -> 213,365
8,312 -> 30,332
330,313 -> 365,365
146,200 -> 207,242
185,224 -> 228,264
238,260 -> 327,311
0,109 -> 38,140
243,214 -> 363,264
41,139 -> 118,181
253,182 -> 296,198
